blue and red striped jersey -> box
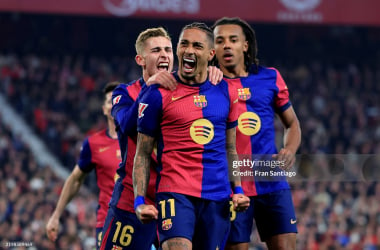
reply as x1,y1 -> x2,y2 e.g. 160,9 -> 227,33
137,73 -> 238,201
225,65 -> 292,196
78,129 -> 120,228
110,79 -> 157,213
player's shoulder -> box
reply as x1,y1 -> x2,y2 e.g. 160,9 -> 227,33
147,81 -> 171,97
87,129 -> 108,142
113,80 -> 142,104
113,80 -> 140,93
112,82 -> 129,96
256,65 -> 281,78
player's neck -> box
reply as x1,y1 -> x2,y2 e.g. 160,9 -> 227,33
178,70 -> 207,85
107,119 -> 118,139
221,64 -> 248,78
142,71 -> 150,84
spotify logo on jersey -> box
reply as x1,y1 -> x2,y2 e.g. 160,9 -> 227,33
238,112 -> 261,136
190,119 -> 214,145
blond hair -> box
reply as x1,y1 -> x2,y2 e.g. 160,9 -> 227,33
135,27 -> 171,55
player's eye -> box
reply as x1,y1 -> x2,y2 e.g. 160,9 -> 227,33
180,41 -> 188,47
194,43 -> 203,49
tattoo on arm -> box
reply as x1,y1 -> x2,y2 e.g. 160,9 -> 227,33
226,127 -> 241,188
165,238 -> 192,249
133,133 -> 155,197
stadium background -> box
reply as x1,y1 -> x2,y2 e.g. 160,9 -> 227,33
0,0 -> 379,249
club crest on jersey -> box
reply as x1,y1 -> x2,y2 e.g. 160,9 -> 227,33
162,218 -> 172,230
193,95 -> 207,108
138,103 -> 148,118
112,95 -> 122,105
111,245 -> 122,250
238,88 -> 251,100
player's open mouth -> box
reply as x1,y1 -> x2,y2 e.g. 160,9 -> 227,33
223,53 -> 233,61
157,62 -> 169,71
183,58 -> 196,73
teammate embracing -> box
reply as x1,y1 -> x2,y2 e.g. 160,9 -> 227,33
100,26 -> 223,250
133,22 -> 250,250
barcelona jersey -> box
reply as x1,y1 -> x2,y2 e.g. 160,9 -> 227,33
110,79 -> 157,213
78,129 -> 120,228
225,65 -> 292,196
137,73 -> 238,201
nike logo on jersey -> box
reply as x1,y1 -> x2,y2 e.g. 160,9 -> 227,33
290,219 -> 297,224
99,146 -> 110,153
171,96 -> 183,101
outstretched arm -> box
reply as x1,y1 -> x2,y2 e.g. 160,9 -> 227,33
133,132 -> 158,223
46,166 -> 87,241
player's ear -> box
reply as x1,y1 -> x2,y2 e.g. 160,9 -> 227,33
208,49 -> 216,61
243,40 -> 249,52
102,104 -> 107,116
135,54 -> 145,66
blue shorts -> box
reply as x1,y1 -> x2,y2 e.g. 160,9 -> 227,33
156,192 -> 230,249
100,205 -> 157,250
228,189 -> 297,243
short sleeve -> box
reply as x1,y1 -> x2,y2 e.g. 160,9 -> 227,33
77,138 -> 94,172
137,86 -> 163,138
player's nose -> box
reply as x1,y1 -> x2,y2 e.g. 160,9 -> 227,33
223,42 -> 231,49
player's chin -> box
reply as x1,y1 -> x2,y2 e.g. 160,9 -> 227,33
180,69 -> 196,79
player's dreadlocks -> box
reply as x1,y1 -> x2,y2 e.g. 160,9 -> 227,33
212,17 -> 259,73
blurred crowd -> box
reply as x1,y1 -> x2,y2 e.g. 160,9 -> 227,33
0,119 -> 98,249
1,15 -> 380,250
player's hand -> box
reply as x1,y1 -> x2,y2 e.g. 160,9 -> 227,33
208,66 -> 223,85
272,148 -> 295,171
232,194 -> 250,212
135,204 -> 158,224
146,71 -> 177,90
46,215 -> 59,241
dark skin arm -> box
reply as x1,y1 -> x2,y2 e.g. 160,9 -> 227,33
133,132 -> 158,223
273,106 -> 301,170
226,127 -> 250,211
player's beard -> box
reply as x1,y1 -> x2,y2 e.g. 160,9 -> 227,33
180,73 -> 196,82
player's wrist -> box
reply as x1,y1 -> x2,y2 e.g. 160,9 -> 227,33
134,196 -> 145,211
234,186 -> 244,195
